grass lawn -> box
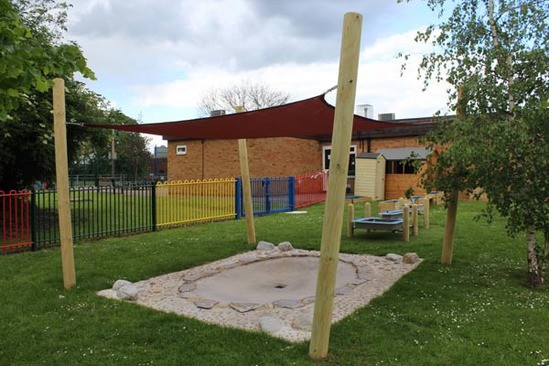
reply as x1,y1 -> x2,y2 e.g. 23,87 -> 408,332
1,200 -> 547,365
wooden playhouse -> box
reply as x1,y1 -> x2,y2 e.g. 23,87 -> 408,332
354,152 -> 386,201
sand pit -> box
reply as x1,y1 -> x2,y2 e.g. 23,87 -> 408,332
98,248 -> 421,342
193,256 -> 356,303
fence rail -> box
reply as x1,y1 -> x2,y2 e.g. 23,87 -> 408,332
2,172 -> 327,254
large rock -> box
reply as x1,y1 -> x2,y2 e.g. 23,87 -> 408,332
403,252 -> 420,264
385,253 -> 403,263
277,241 -> 293,252
112,279 -> 133,291
292,311 -> 314,331
256,241 -> 276,251
116,283 -> 139,301
259,316 -> 283,334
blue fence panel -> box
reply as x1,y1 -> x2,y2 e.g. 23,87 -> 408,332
236,176 -> 294,217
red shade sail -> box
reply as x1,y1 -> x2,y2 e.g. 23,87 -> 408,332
87,94 -> 409,139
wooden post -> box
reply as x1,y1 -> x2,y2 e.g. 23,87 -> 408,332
402,205 -> 410,242
236,106 -> 256,245
364,202 -> 371,217
421,197 -> 430,229
309,12 -> 362,360
412,204 -> 419,236
347,204 -> 354,237
441,191 -> 459,264
53,78 -> 76,289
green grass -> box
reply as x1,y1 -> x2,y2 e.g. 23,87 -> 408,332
1,201 -> 547,365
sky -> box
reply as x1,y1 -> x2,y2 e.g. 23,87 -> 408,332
66,0 -> 452,149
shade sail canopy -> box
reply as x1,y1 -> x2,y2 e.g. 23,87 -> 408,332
87,94 -> 409,140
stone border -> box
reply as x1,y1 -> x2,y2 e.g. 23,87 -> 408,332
98,247 -> 421,343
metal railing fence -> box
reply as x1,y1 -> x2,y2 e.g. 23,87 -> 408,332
236,177 -> 295,217
1,190 -> 32,253
32,184 -> 155,249
294,172 -> 328,208
156,178 -> 236,228
2,172 -> 327,254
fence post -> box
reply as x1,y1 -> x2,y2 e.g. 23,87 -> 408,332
264,178 -> 271,214
151,183 -> 157,232
235,178 -> 242,220
30,189 -> 37,251
288,176 -> 295,211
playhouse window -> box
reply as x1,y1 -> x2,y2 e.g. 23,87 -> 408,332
386,160 -> 422,174
176,145 -> 187,155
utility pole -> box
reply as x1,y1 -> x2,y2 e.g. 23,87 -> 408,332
111,129 -> 116,179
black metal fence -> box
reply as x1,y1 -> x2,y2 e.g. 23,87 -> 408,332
32,184 -> 155,249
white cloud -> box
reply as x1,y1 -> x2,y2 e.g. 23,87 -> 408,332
131,29 -> 451,120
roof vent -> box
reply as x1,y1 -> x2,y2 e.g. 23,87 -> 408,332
378,113 -> 395,121
210,109 -> 226,117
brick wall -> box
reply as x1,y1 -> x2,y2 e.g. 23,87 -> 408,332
168,134 -> 435,200
168,137 -> 322,181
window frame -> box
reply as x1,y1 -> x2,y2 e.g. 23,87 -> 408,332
322,145 -> 357,177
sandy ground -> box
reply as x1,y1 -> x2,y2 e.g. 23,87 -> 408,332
98,248 -> 421,342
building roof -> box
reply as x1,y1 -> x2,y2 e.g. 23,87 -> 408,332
87,94 -> 412,140
357,152 -> 381,159
375,147 -> 430,160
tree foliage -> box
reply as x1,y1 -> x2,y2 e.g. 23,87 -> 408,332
0,0 -> 151,190
198,80 -> 290,116
403,0 -> 549,286
0,0 -> 94,122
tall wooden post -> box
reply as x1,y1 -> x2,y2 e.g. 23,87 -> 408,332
53,78 -> 76,289
441,190 -> 459,264
309,12 -> 362,360
236,106 -> 256,244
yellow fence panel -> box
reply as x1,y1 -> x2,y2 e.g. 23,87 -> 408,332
156,178 -> 236,228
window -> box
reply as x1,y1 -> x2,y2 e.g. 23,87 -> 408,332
322,145 -> 357,176
176,145 -> 187,155
385,160 -> 424,174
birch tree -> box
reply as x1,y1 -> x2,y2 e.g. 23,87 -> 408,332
402,0 -> 548,286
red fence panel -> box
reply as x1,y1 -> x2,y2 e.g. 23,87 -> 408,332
1,190 -> 32,253
294,172 -> 328,208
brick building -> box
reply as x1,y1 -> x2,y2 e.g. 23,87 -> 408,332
166,116 -> 443,199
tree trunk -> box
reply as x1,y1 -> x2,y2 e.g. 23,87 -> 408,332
526,226 -> 544,287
